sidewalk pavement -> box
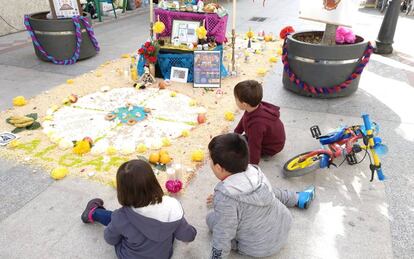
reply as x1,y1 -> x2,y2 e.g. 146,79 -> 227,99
1,0 -> 413,258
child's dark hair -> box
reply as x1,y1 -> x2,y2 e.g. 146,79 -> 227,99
208,133 -> 249,173
234,80 -> 263,107
116,159 -> 163,208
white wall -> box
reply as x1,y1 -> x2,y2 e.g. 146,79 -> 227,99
0,0 -> 50,36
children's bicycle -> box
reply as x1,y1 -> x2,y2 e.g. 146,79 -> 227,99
283,114 -> 387,181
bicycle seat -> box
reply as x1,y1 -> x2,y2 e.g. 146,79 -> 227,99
319,128 -> 345,145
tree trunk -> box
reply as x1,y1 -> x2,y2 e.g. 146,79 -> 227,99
321,23 -> 338,46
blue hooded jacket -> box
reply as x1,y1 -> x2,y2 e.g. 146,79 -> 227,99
104,196 -> 197,259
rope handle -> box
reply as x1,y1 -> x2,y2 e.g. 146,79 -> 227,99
24,15 -> 100,65
282,37 -> 373,94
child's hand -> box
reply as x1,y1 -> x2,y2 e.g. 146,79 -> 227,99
206,194 -> 214,206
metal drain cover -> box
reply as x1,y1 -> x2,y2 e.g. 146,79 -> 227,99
249,17 -> 267,22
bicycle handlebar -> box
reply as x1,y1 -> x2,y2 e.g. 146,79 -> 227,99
362,114 -> 385,181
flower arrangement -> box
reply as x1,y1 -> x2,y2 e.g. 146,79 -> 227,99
336,26 -> 356,44
138,41 -> 160,64
279,26 -> 295,40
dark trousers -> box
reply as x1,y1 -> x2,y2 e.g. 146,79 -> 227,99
93,208 -> 113,226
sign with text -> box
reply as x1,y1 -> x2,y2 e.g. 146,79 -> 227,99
49,0 -> 82,19
193,51 -> 221,88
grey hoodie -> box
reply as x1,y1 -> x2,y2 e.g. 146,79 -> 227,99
208,165 -> 294,258
104,196 -> 196,259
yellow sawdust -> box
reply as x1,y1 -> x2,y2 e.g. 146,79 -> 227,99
0,40 -> 282,192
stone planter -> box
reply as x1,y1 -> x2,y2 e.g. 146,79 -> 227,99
282,31 -> 369,98
28,12 -> 97,62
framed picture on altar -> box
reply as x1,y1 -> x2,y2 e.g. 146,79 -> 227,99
49,0 -> 82,19
171,20 -> 201,45
193,51 -> 221,88
170,67 -> 189,83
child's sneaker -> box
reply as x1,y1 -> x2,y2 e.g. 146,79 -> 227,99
297,186 -> 315,209
81,198 -> 104,223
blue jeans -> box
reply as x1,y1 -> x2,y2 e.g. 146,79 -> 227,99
93,208 -> 112,226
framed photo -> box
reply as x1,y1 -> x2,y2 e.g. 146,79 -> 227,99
193,51 -> 221,88
170,67 -> 189,83
0,132 -> 17,146
49,0 -> 82,19
171,20 -> 201,45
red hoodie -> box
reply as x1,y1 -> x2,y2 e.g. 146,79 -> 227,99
234,102 -> 286,164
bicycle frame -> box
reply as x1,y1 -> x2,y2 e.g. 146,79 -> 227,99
298,126 -> 363,164
292,114 -> 385,181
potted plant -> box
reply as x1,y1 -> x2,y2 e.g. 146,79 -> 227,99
281,0 -> 373,98
24,0 -> 99,64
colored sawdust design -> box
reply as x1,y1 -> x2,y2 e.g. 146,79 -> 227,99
0,39 -> 282,192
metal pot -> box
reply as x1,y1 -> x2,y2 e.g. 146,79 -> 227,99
28,12 -> 98,62
282,31 -> 368,98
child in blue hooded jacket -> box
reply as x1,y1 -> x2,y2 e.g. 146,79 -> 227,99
81,159 -> 197,259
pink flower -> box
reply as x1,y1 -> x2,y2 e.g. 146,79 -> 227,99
336,26 -> 356,44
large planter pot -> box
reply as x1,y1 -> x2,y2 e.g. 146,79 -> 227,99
28,12 -> 97,62
282,31 -> 369,98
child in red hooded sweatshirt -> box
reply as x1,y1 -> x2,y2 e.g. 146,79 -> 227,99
233,80 -> 286,165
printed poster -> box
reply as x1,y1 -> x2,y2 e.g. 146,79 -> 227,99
193,51 -> 221,88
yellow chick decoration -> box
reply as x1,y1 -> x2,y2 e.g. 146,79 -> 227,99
50,167 -> 69,180
153,20 -> 166,34
181,130 -> 190,137
276,47 -> 283,56
189,99 -> 197,106
159,153 -> 172,165
13,96 -> 27,106
106,146 -> 117,155
269,56 -> 278,63
170,91 -> 177,97
196,26 -> 208,40
257,68 -> 267,76
136,143 -> 147,153
149,152 -> 160,164
66,79 -> 74,84
73,140 -> 92,155
224,111 -> 235,121
191,149 -> 204,162
246,28 -> 255,39
8,139 -> 21,148
162,137 -> 171,147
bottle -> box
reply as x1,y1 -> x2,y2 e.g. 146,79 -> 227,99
130,56 -> 138,82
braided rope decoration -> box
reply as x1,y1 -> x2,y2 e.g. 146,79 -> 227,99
24,15 -> 100,65
282,38 -> 373,94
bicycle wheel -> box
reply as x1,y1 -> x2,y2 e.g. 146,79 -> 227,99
283,152 -> 322,178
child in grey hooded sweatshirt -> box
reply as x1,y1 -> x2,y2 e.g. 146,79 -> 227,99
206,133 -> 315,259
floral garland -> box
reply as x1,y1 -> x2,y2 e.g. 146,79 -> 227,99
282,38 -> 374,94
23,15 -> 100,65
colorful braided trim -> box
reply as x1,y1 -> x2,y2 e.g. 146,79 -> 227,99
282,38 -> 373,94
24,15 -> 100,65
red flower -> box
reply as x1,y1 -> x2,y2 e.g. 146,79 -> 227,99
147,56 -> 157,63
138,48 -> 144,54
279,26 -> 295,40
144,41 -> 151,48
147,46 -> 155,53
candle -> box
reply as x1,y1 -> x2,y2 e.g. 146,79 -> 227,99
166,167 -> 176,180
232,0 -> 236,30
150,0 -> 154,23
